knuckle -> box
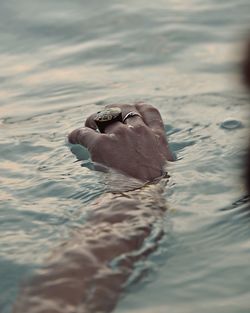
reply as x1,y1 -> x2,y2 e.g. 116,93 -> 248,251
85,114 -> 97,129
113,123 -> 127,135
68,128 -> 82,144
136,102 -> 159,113
133,123 -> 148,134
145,105 -> 160,116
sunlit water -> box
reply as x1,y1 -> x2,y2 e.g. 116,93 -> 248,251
0,1 -> 250,312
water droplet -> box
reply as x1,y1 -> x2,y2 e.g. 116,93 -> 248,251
220,118 -> 243,130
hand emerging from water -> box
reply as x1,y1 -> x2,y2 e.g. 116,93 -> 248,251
68,103 -> 174,182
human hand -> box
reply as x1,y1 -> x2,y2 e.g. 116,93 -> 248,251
68,103 -> 174,182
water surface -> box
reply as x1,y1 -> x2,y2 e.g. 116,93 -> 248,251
0,1 -> 250,312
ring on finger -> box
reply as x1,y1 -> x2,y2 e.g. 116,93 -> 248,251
122,112 -> 142,123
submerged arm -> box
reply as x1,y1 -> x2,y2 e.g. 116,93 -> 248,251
13,103 -> 172,312
13,184 -> 167,313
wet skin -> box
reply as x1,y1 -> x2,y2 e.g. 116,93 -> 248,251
68,103 -> 174,182
13,103 -> 172,313
12,40 -> 250,312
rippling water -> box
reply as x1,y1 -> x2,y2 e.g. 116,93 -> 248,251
0,1 -> 250,312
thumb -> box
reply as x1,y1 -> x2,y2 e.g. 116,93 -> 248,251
68,127 -> 105,150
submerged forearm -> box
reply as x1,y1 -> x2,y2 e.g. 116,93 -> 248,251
13,183 -> 167,313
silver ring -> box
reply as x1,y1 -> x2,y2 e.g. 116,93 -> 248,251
122,112 -> 142,123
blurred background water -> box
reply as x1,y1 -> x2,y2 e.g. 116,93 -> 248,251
0,0 -> 250,312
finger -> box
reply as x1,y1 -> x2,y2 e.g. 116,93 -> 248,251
135,103 -> 174,160
85,106 -> 132,132
135,102 -> 165,134
68,127 -> 105,150
103,121 -> 127,134
85,113 -> 98,130
106,104 -> 144,127
85,107 -> 126,134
